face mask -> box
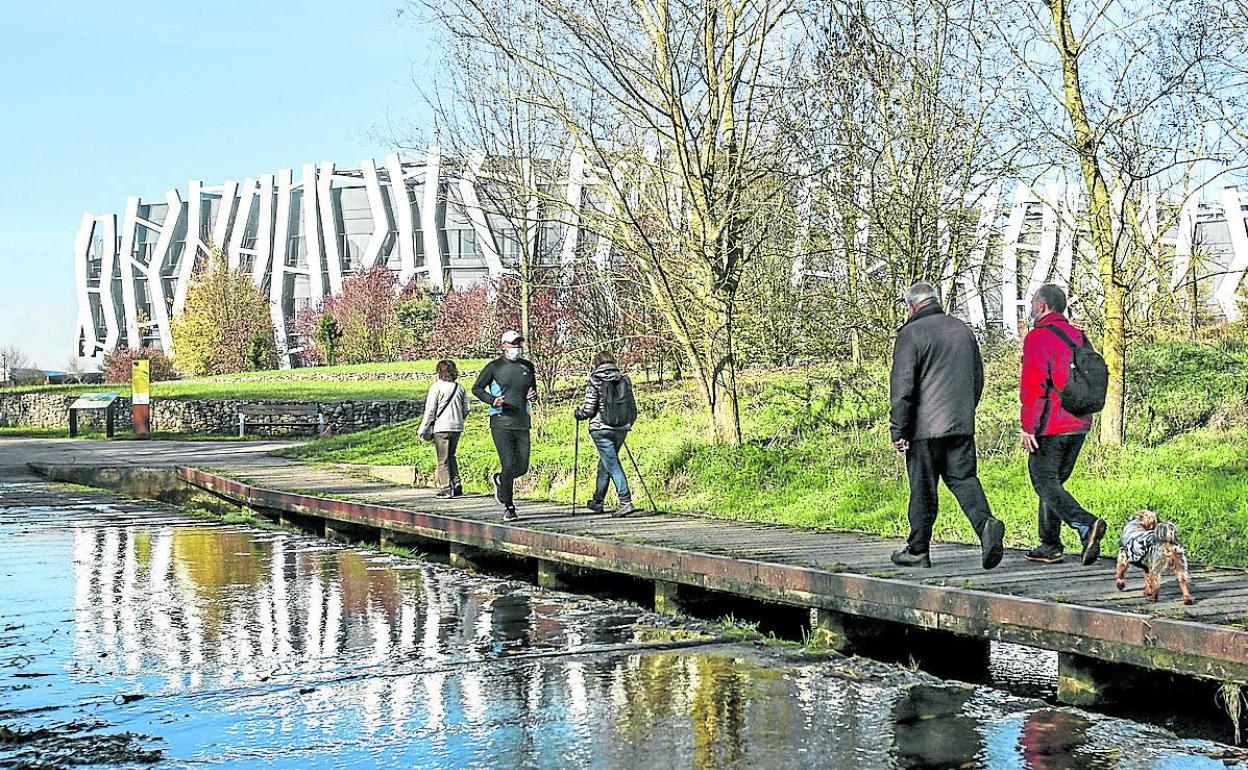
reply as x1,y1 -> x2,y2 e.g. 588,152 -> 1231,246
504,347 -> 522,361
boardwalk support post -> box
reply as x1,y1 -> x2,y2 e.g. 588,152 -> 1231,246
809,608 -> 852,652
538,559 -> 573,590
323,523 -> 350,543
449,544 -> 484,571
1057,652 -> 1141,707
655,580 -> 683,615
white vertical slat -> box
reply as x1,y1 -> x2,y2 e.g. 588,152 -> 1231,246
270,169 -> 293,365
1216,186 -> 1248,321
385,153 -> 417,284
1170,197 -> 1201,291
560,153 -> 585,268
212,180 -> 239,252
462,152 -> 504,280
228,178 -> 257,269
1053,184 -> 1080,290
788,166 -> 812,287
73,214 -> 96,355
253,174 -> 276,287
99,215 -> 120,352
960,182 -> 1000,328
422,146 -> 445,290
117,196 -> 142,348
302,163 -> 325,303
146,189 -> 183,353
1026,183 -> 1061,300
360,158 -> 393,269
317,162 -> 342,294
999,184 -> 1033,339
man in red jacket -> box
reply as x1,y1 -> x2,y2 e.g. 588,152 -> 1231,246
1020,284 -> 1108,565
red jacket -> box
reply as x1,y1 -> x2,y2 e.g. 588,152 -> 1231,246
1020,312 -> 1094,436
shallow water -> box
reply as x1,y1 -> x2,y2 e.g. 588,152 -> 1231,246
0,481 -> 1241,769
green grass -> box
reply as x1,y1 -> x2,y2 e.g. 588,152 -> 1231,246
194,358 -> 492,381
281,336 -> 1248,567
1,360 -> 470,401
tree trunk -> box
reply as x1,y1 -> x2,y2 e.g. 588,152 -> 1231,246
1048,0 -> 1125,446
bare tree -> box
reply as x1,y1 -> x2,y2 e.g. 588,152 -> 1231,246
0,346 -> 29,386
996,0 -> 1248,445
416,0 -> 807,445
790,0 -> 1025,363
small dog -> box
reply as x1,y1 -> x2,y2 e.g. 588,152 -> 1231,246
1114,510 -> 1193,605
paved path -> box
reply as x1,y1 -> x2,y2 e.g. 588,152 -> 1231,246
0,437 -> 295,475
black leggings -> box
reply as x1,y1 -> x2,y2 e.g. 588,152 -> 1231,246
490,422 -> 531,507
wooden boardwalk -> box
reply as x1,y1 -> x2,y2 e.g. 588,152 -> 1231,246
168,459 -> 1248,697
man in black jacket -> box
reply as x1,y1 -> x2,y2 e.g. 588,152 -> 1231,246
889,282 -> 1005,569
472,330 -> 538,522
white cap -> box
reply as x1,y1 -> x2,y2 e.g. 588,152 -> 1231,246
500,330 -> 524,345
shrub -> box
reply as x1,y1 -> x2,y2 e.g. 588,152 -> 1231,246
424,284 -> 504,359
170,248 -> 277,375
315,314 -> 342,365
398,282 -> 438,359
102,346 -> 176,384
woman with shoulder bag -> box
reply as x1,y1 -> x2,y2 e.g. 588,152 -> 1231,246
418,360 -> 470,498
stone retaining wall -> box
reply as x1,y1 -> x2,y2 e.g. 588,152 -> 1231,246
200,369 -> 480,384
0,392 -> 423,436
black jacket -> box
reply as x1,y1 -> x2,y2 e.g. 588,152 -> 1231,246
472,356 -> 538,431
889,302 -> 984,442
573,363 -> 633,431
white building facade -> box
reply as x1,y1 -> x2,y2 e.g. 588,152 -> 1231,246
75,151 -> 1248,367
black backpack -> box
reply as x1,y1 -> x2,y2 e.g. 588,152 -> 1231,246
1041,324 -> 1108,417
599,376 -> 638,427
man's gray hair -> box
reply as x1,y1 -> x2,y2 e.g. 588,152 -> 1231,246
1033,283 -> 1067,313
905,282 -> 939,307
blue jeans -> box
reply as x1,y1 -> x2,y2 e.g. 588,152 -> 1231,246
590,429 -> 631,502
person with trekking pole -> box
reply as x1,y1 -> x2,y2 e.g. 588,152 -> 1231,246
573,351 -> 637,517
472,330 -> 538,522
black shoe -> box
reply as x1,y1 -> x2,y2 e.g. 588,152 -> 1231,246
491,473 -> 502,504
585,499 -> 605,514
890,548 -> 931,568
1081,518 -> 1108,566
452,482 -> 464,497
435,487 -> 454,499
980,519 -> 1005,570
611,499 -> 636,518
1025,545 -> 1064,564
502,506 -> 519,522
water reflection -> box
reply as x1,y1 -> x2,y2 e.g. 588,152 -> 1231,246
0,494 -> 1238,770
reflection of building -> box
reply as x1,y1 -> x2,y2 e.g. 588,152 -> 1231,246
74,150 -> 598,366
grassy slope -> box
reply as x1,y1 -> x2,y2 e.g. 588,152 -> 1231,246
280,335 -> 1248,567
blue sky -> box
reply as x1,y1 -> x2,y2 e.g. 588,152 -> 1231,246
0,1 -> 436,369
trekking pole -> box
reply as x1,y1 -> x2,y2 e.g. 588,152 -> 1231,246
622,440 -> 658,514
572,419 -> 580,516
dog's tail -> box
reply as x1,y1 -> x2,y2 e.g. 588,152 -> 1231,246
1156,521 -> 1179,545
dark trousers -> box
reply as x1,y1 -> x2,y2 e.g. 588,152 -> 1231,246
905,435 -> 994,553
1029,432 -> 1096,547
432,431 -> 461,488
590,428 -> 631,502
490,422 -> 531,507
